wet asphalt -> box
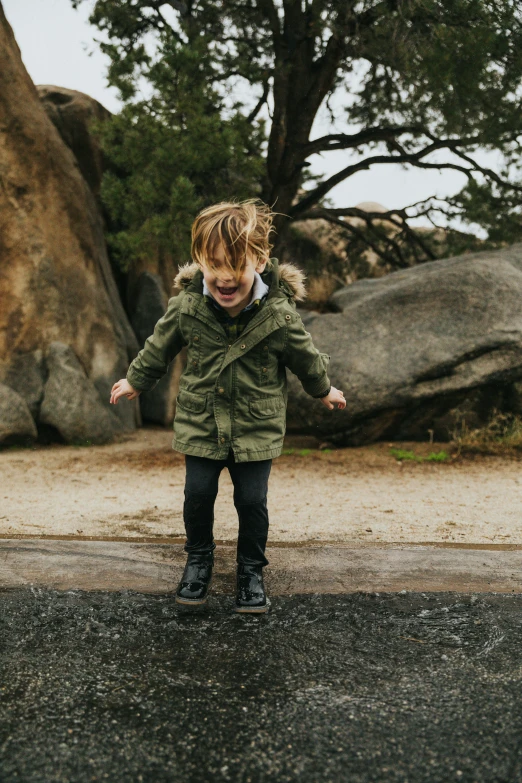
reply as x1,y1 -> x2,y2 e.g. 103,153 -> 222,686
1,589 -> 521,783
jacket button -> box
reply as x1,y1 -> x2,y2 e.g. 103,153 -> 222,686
220,437 -> 226,443
218,388 -> 224,394
188,296 -> 192,302
240,344 -> 246,350
192,360 -> 197,366
263,345 -> 269,351
194,335 -> 199,342
262,367 -> 267,373
285,314 -> 291,321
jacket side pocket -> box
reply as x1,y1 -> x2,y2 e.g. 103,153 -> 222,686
176,389 -> 207,414
249,395 -> 285,418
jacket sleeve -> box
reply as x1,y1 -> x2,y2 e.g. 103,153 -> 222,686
126,293 -> 186,392
282,308 -> 331,398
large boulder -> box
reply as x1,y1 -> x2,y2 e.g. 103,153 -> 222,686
0,4 -> 139,443
39,343 -> 123,444
37,86 -> 180,321
129,272 -> 181,426
0,384 -> 38,444
1,350 -> 45,419
286,243 -> 522,444
37,85 -> 110,200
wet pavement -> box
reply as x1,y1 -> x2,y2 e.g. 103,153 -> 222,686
3,539 -> 522,594
1,588 -> 522,782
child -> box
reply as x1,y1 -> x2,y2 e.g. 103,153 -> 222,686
110,200 -> 346,613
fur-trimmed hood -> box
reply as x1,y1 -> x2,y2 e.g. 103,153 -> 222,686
173,258 -> 307,302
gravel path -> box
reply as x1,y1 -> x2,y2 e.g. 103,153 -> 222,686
1,428 -> 521,544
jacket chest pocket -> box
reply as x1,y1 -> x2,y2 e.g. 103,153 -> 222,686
257,338 -> 271,385
187,329 -> 201,376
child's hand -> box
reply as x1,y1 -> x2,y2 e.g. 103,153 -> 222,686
110,379 -> 141,405
320,386 -> 346,411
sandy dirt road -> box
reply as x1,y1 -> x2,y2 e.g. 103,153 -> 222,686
1,428 -> 521,544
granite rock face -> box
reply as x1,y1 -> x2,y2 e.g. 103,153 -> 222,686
0,5 -> 139,444
37,85 -> 110,200
0,351 -> 46,420
287,243 -> 522,444
0,383 -> 38,445
39,343 -> 123,445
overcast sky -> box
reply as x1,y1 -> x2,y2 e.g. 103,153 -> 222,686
3,0 -> 497,233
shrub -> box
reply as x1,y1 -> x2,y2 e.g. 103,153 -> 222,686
451,410 -> 522,456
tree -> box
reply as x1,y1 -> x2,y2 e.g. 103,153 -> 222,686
75,0 -> 522,272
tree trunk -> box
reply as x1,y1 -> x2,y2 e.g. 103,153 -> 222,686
261,1 -> 347,238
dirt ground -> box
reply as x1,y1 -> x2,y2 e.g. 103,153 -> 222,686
1,427 -> 521,545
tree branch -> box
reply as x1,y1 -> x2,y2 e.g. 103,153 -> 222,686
445,144 -> 520,191
291,159 -> 465,218
256,0 -> 281,54
299,205 -> 406,225
400,222 -> 438,262
290,137 -> 522,217
299,205 -> 424,268
146,2 -> 186,41
352,0 -> 399,32
304,200 -> 470,267
303,125 -> 426,156
247,77 -> 270,122
161,0 -> 188,14
293,203 -> 443,265
298,208 -> 401,267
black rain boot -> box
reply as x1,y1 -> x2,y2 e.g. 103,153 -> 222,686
235,563 -> 268,613
175,551 -> 214,606
234,498 -> 270,614
176,491 -> 216,606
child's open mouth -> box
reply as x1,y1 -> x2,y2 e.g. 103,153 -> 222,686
217,286 -> 238,300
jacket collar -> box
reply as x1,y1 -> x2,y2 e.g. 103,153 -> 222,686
174,257 -> 306,302
179,259 -> 288,348
202,271 -> 270,312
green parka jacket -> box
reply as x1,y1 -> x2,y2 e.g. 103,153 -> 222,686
126,258 -> 331,462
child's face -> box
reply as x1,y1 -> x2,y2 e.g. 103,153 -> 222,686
200,243 -> 267,315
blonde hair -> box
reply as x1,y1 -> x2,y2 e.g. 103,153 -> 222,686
191,199 -> 275,282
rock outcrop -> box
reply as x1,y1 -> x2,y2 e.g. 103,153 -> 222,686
1,350 -> 45,419
0,383 -> 38,445
286,243 -> 522,444
37,85 -> 181,318
0,3 -> 139,444
39,342 -> 123,444
129,272 -> 181,426
37,85 -> 110,200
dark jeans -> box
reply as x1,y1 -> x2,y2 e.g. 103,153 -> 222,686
183,451 -> 272,567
